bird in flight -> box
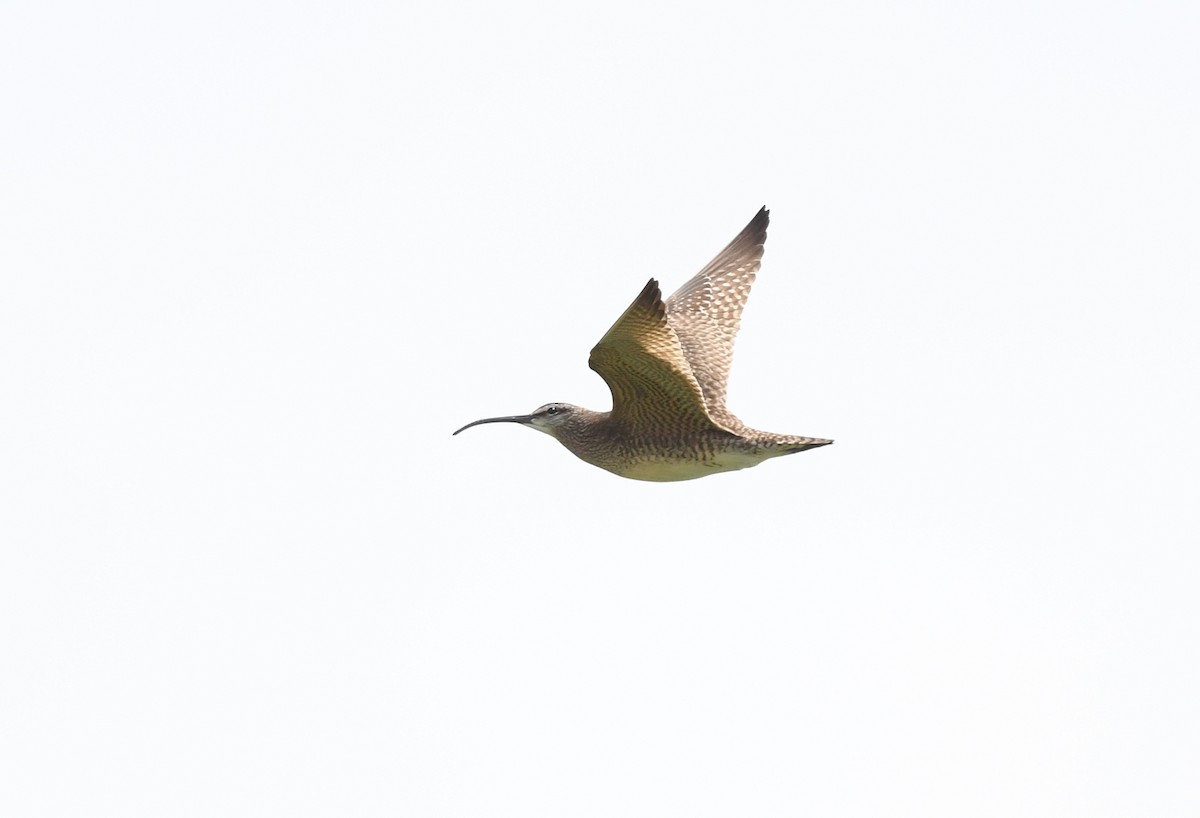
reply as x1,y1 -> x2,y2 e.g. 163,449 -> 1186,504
454,207 -> 832,481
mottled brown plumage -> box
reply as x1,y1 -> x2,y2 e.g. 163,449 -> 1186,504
453,207 -> 832,481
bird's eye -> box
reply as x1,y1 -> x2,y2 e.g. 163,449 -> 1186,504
546,406 -> 559,415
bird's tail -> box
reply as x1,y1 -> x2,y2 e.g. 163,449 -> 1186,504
758,434 -> 833,456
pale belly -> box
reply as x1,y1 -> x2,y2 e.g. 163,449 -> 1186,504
612,450 -> 768,482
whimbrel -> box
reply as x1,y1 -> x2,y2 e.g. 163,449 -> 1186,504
454,207 -> 832,481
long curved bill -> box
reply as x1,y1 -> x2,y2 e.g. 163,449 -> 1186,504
452,414 -> 535,435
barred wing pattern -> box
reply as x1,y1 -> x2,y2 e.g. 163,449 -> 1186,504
589,278 -> 730,434
665,206 -> 769,429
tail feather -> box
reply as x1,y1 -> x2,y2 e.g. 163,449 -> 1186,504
750,433 -> 833,456
781,437 -> 833,455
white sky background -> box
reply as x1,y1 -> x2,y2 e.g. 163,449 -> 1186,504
2,1 -> 1198,815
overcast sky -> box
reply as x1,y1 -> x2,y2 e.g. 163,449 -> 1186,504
3,1 -> 1198,816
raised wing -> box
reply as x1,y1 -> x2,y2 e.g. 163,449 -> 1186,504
665,207 -> 769,426
589,279 -> 732,433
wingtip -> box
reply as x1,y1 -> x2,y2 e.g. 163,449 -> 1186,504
734,206 -> 769,243
634,277 -> 664,310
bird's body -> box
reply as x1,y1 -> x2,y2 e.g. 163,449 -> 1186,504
454,207 -> 831,481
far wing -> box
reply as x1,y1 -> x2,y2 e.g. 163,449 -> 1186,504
665,207 -> 769,425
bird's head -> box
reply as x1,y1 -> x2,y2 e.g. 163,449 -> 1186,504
452,402 -> 581,439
